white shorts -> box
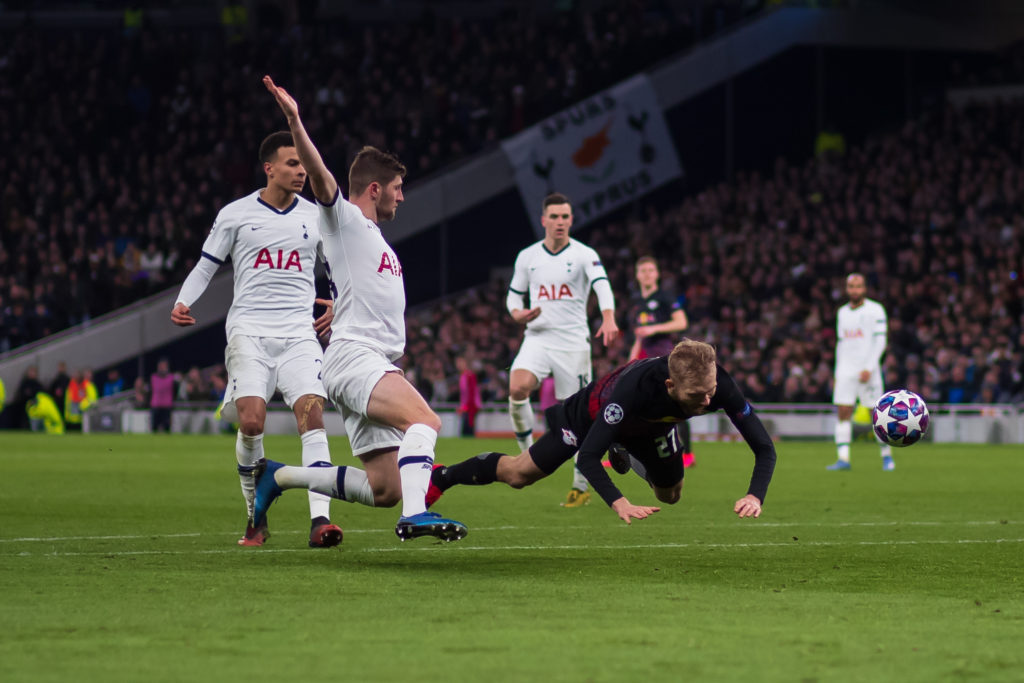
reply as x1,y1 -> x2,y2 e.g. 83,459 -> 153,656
221,336 -> 326,420
832,369 -> 884,407
322,340 -> 405,457
511,336 -> 592,400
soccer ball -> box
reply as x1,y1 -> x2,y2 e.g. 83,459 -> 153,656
871,389 -> 929,447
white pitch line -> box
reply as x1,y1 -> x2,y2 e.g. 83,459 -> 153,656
8,537 -> 1024,558
0,519 -> 1018,544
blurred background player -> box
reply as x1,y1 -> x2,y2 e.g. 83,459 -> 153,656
627,256 -> 694,467
506,193 -> 618,508
829,272 -> 894,471
431,340 -> 775,525
263,75 -> 466,542
171,130 -> 341,548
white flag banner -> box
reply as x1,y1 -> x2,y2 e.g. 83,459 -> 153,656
502,74 -> 682,233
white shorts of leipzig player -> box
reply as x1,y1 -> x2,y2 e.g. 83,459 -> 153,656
221,335 -> 326,421
511,336 -> 593,401
321,339 -> 405,457
832,369 -> 884,407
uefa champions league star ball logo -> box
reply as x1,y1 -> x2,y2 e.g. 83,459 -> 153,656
603,403 -> 624,424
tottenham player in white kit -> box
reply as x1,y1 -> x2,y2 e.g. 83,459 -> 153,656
507,193 -> 618,507
250,75 -> 466,542
171,131 -> 344,548
828,273 -> 894,471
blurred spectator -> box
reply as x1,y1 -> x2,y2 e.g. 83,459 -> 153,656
149,359 -> 176,432
178,365 -> 208,402
12,365 -> 45,430
49,361 -> 70,409
63,368 -> 98,431
27,391 -> 64,435
455,356 -> 481,437
132,376 -> 149,410
101,369 -> 124,397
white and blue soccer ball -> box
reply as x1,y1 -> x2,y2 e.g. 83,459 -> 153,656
872,389 -> 929,447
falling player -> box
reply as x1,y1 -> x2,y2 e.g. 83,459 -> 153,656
171,131 -> 342,548
828,272 -> 894,471
432,340 -> 776,524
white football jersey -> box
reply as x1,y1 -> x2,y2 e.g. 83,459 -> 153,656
200,190 -> 321,340
835,298 -> 888,374
318,191 -> 406,361
508,238 -> 610,350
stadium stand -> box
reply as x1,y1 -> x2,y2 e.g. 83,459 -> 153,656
1,1 -> 1021,414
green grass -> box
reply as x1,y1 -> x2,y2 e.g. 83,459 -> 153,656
1,434 -> 1022,682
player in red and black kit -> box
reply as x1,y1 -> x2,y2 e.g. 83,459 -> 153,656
429,340 -> 775,524
628,256 -> 696,468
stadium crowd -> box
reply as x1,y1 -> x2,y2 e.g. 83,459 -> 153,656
0,2 -> 695,349
1,6 -> 1022,411
400,101 -> 1024,407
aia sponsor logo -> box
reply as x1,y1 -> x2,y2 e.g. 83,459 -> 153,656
253,248 -> 302,270
536,284 -> 573,300
843,329 -> 865,339
378,251 -> 402,277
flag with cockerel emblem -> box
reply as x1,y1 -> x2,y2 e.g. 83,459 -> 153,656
502,74 -> 682,234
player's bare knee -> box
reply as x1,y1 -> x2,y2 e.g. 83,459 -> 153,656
509,386 -> 531,401
239,418 -> 263,436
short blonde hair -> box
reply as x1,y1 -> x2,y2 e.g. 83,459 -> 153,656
668,339 -> 716,384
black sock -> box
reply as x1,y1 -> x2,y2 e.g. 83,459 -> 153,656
311,515 -> 330,529
433,452 -> 505,490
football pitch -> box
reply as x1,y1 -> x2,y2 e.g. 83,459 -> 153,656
2,434 -> 1022,682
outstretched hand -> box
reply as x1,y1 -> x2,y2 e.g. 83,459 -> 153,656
263,75 -> 299,121
595,318 -> 619,346
171,302 -> 195,327
611,497 -> 661,525
734,494 -> 763,518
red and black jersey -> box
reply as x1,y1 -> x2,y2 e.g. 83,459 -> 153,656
630,289 -> 681,357
562,357 -> 777,507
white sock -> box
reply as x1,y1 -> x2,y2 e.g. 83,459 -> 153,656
509,398 -> 534,451
273,464 -> 375,506
398,423 -> 437,518
332,466 -> 375,506
835,420 -> 852,463
235,431 -> 264,520
300,429 -> 332,521
571,453 -> 589,492
880,443 -> 892,459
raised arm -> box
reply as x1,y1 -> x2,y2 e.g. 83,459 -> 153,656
263,75 -> 338,204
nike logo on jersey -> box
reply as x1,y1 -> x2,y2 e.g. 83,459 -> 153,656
249,225 -> 265,231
